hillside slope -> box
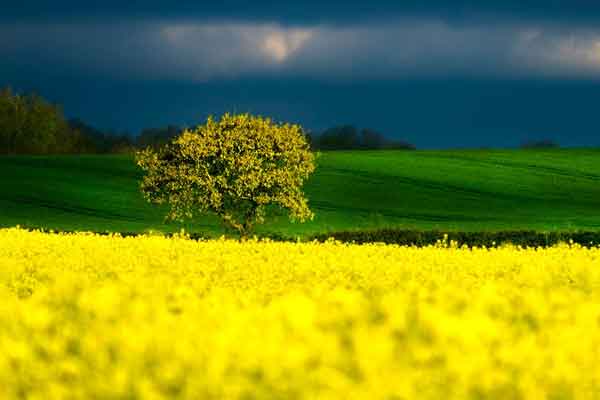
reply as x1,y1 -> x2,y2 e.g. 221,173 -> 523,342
1,149 -> 599,236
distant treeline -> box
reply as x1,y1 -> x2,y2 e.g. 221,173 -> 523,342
68,119 -> 184,153
2,87 -> 560,155
134,124 -> 417,152
307,125 -> 416,150
520,139 -> 560,149
0,87 -> 183,154
1,87 -> 419,155
0,88 -> 135,154
0,88 -> 89,154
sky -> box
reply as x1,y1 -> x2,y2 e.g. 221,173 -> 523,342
2,1 -> 600,148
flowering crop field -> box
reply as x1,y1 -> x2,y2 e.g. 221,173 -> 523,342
1,228 -> 600,399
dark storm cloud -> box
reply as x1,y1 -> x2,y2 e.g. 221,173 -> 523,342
3,1 -> 600,81
3,0 -> 600,148
2,18 -> 600,80
4,1 -> 600,24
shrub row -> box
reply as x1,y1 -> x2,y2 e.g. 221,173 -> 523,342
12,226 -> 600,247
310,229 -> 600,248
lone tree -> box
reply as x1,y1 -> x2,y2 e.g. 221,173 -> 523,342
136,113 -> 316,237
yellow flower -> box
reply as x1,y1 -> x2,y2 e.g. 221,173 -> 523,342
0,227 -> 599,399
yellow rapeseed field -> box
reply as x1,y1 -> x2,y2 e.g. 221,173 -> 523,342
1,228 -> 599,399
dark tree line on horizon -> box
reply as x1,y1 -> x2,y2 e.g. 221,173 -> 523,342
0,88 -> 416,154
1,87 -> 563,155
0,88 -> 89,154
0,88 -> 138,155
307,125 -> 416,151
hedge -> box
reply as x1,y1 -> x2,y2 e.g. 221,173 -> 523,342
11,226 -> 600,247
310,229 -> 600,248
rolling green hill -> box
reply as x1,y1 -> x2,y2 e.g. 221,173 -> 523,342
2,149 -> 600,237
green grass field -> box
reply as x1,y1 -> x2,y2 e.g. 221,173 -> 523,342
2,148 -> 600,237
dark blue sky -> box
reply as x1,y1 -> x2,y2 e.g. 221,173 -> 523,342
2,1 -> 600,148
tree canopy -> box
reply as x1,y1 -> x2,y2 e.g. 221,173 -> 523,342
136,113 -> 315,236
0,87 -> 84,154
309,125 -> 415,150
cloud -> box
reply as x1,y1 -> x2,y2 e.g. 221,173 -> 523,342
3,19 -> 600,81
260,29 -> 314,62
159,23 -> 315,77
288,21 -> 600,79
513,28 -> 600,76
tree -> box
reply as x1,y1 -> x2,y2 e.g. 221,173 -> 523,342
0,87 -> 27,154
0,87 -> 80,154
68,118 -> 106,152
311,124 -> 416,151
360,128 -> 386,149
68,118 -> 135,153
136,113 -> 316,237
318,125 -> 359,150
137,125 -> 182,149
520,139 -> 559,149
